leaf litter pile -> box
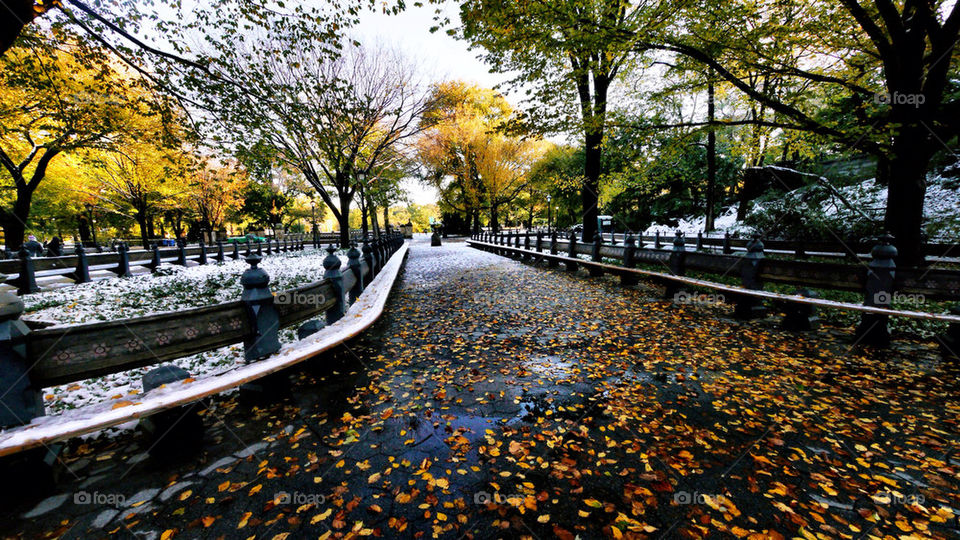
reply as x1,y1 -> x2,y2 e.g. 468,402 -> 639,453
14,240 -> 960,539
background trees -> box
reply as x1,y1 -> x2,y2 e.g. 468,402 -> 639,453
417,81 -> 547,233
455,0 -> 673,240
438,0 -> 958,264
635,0 -> 960,263
0,30 -> 166,249
187,36 -> 429,246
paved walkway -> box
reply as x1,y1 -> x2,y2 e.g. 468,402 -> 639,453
2,235 -> 958,539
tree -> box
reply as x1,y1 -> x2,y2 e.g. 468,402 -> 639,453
633,0 -> 960,264
0,31 -> 164,250
190,163 -> 246,241
240,180 -> 291,232
418,81 -> 546,232
191,39 -> 429,246
84,140 -> 189,247
454,0 -> 671,240
526,145 -> 585,230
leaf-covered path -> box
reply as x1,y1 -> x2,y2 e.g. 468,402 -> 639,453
4,236 -> 959,539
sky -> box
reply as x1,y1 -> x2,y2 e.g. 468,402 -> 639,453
355,4 -> 512,206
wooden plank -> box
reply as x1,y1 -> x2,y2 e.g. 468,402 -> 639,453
275,280 -> 336,327
759,258 -> 865,291
29,302 -> 250,387
896,268 -> 960,300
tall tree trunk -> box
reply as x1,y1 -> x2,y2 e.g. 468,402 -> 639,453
884,125 -> 931,266
136,213 -> 150,248
1,184 -> 36,251
382,205 -> 390,233
77,214 -> 91,245
490,204 -> 500,233
0,0 -> 37,56
360,200 -> 370,240
582,130 -> 602,241
338,191 -> 352,247
371,201 -> 381,238
705,72 -> 717,232
578,71 -> 609,242
1,215 -> 26,252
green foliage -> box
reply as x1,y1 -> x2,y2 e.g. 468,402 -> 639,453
603,130 -> 743,230
240,180 -> 291,229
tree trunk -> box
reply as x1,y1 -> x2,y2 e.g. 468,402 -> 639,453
136,215 -> 150,248
582,130 -> 602,241
705,72 -> 717,232
490,204 -> 500,233
1,215 -> 26,252
382,205 -> 390,233
77,215 -> 91,245
338,191 -> 352,247
371,203 -> 381,238
1,184 -> 36,251
884,126 -> 931,266
361,201 -> 370,240
0,0 -> 35,56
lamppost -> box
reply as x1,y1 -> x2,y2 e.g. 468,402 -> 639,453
84,202 -> 98,247
546,195 -> 552,232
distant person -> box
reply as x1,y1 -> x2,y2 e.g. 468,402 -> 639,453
23,235 -> 44,257
45,236 -> 63,257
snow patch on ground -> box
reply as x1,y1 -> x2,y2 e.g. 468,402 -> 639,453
24,248 -> 346,421
642,173 -> 960,238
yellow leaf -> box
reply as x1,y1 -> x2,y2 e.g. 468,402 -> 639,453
537,514 -> 550,523
238,512 -> 252,528
311,508 -> 332,524
160,530 -> 175,540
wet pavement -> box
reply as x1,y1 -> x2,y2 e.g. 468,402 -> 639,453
1,235 -> 959,539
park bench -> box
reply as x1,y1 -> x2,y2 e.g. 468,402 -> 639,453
469,231 -> 960,354
0,233 -> 406,458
